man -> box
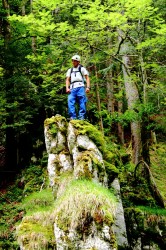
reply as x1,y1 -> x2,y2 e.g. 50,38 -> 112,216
66,55 -> 90,120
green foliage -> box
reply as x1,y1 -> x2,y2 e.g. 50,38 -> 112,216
0,202 -> 21,249
104,160 -> 119,184
22,165 -> 48,195
1,0 -> 166,157
138,206 -> 166,216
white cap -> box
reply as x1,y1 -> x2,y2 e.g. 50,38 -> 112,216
72,55 -> 81,61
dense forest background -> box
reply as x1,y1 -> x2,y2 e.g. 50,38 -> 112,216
0,1 -> 166,249
0,0 -> 165,173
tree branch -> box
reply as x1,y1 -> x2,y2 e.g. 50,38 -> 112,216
84,38 -> 130,75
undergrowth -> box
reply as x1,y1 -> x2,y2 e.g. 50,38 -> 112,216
0,162 -> 49,250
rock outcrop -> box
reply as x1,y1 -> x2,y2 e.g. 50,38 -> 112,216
17,115 -> 128,250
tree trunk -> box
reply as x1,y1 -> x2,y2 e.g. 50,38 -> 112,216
139,51 -> 150,164
117,80 -> 124,144
139,52 -> 148,104
22,4 -> 25,16
94,65 -> 104,134
106,66 -> 114,113
2,0 -> 10,47
120,40 -> 142,164
151,131 -> 157,145
30,0 -> 37,52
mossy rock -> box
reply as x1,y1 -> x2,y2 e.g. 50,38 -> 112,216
44,115 -> 67,127
75,151 -> 105,180
44,115 -> 67,135
75,153 -> 93,179
70,120 -> 106,153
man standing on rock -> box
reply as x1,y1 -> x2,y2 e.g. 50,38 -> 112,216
66,55 -> 90,120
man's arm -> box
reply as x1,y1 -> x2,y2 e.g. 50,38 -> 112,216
66,76 -> 71,93
85,75 -> 90,93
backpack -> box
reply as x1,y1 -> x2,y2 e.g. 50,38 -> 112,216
70,64 -> 85,86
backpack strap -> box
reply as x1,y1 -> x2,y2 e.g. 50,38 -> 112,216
78,65 -> 84,81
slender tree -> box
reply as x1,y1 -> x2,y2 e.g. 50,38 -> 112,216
120,37 -> 142,164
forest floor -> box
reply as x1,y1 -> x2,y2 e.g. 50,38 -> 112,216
150,141 -> 166,205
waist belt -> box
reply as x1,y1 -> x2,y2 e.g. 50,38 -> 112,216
70,81 -> 84,89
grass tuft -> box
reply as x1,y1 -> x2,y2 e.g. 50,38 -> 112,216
53,179 -> 117,231
21,188 -> 54,215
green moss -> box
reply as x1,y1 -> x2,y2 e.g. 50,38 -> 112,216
17,214 -> 55,249
50,144 -> 65,154
71,120 -> 106,153
15,188 -> 55,248
70,120 -> 121,183
104,161 -> 119,185
49,124 -> 58,137
75,151 -> 111,182
104,151 -> 115,163
76,151 -> 96,179
51,156 -> 62,176
109,230 -> 117,249
44,115 -> 66,127
44,115 -> 67,134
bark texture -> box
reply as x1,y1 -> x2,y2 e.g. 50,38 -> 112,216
120,44 -> 142,164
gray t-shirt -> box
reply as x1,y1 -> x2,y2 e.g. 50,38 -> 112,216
66,65 -> 89,89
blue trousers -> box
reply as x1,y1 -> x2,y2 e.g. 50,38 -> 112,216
68,87 -> 87,119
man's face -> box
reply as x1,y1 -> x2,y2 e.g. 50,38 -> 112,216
72,60 -> 79,68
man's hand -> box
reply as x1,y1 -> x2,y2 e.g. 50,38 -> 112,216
66,87 -> 71,93
85,75 -> 90,93
86,87 -> 90,93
